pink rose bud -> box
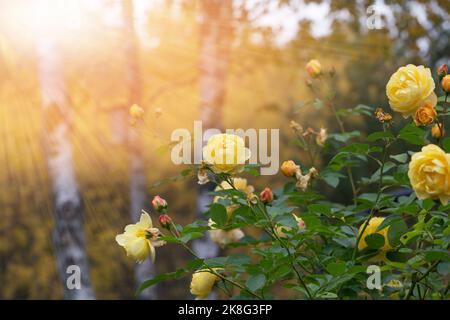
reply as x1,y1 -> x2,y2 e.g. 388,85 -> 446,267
158,214 -> 172,228
152,195 -> 168,213
437,64 -> 448,79
259,187 -> 274,204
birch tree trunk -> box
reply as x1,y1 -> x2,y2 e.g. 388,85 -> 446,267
122,0 -> 157,300
192,0 -> 233,260
36,30 -> 95,300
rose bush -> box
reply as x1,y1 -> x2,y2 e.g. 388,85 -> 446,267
118,62 -> 450,300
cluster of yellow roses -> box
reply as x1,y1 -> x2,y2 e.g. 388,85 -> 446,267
116,61 -> 449,299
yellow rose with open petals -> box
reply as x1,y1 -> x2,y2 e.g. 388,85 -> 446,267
190,270 -> 220,299
386,64 -> 435,118
203,134 -> 251,174
115,212 -> 165,263
408,144 -> 450,205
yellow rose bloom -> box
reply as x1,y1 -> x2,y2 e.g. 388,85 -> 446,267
386,64 -> 436,118
203,134 -> 251,174
115,212 -> 165,263
190,270 -> 220,299
414,101 -> 437,126
305,59 -> 322,78
208,219 -> 244,248
442,75 -> 450,93
408,144 -> 450,205
357,217 -> 391,252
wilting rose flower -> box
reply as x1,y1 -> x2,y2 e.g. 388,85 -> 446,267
190,269 -> 220,300
214,178 -> 254,219
259,187 -> 273,204
414,101 -> 436,126
305,59 -> 322,78
315,127 -> 328,147
374,108 -> 393,123
386,64 -> 435,118
202,134 -> 251,174
408,144 -> 450,205
432,123 -> 444,138
442,75 -> 450,93
115,212 -> 165,263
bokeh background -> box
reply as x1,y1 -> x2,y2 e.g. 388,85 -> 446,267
0,0 -> 448,299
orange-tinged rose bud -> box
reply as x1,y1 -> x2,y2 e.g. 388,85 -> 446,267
158,214 -> 172,228
129,104 -> 144,119
437,64 -> 448,78
152,195 -> 168,213
432,123 -> 444,138
414,101 -> 437,126
305,59 -> 321,78
259,187 -> 273,204
442,75 -> 450,93
281,160 -> 298,177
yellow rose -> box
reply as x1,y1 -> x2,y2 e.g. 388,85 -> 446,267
305,59 -> 321,78
280,160 -> 299,177
408,144 -> 450,205
386,64 -> 436,118
357,217 -> 391,252
115,212 -> 165,263
203,134 -> 251,174
208,219 -> 244,248
414,101 -> 436,126
190,270 -> 220,299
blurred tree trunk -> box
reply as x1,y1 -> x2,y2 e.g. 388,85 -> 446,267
36,30 -> 95,300
193,0 -> 233,260
122,0 -> 157,299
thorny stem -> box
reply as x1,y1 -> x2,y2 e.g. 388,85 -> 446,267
352,125 -> 390,261
253,201 -> 313,299
329,102 -> 358,205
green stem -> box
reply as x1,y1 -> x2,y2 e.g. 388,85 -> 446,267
352,132 -> 389,261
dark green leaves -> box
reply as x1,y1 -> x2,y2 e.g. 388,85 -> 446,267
246,274 -> 266,292
209,203 -> 228,227
398,124 -> 427,146
364,233 -> 385,249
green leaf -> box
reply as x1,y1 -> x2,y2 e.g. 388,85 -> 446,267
390,153 -> 408,163
443,138 -> 450,153
246,274 -> 266,292
326,262 -> 346,276
398,124 -> 427,146
367,131 -> 394,142
364,233 -> 385,249
209,203 -> 228,227
437,262 -> 450,276
387,219 -> 408,247
424,250 -> 449,262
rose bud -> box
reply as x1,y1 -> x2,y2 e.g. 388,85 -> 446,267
432,123 -> 444,138
305,59 -> 322,78
437,64 -> 448,79
281,160 -> 298,177
158,214 -> 172,229
129,104 -> 144,119
441,75 -> 450,93
259,187 -> 273,204
152,195 -> 168,213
